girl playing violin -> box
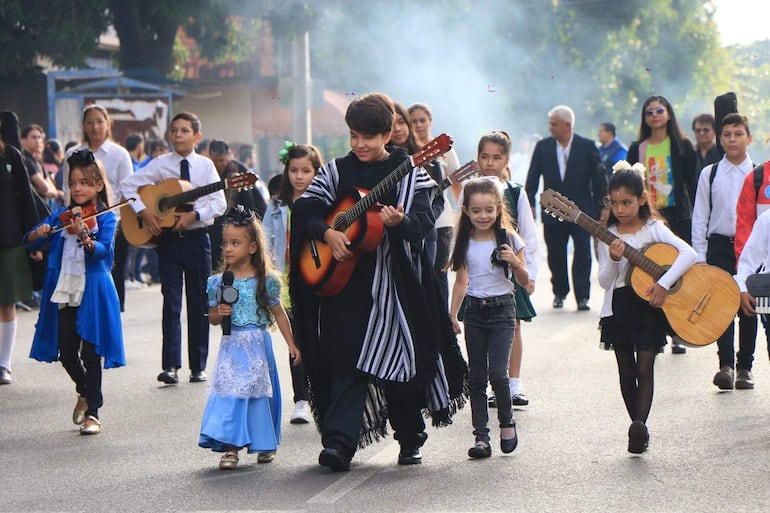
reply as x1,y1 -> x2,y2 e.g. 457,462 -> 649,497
23,149 -> 125,436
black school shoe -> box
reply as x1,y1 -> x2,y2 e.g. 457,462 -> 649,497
500,422 -> 518,454
398,432 -> 428,465
627,420 -> 649,454
468,440 -> 492,459
157,368 -> 178,384
318,443 -> 352,472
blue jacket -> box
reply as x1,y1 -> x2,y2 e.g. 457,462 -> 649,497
263,199 -> 289,274
599,138 -> 628,177
24,207 -> 125,368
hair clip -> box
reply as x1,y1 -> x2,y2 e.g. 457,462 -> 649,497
278,140 -> 296,165
223,204 -> 256,226
67,149 -> 96,167
611,160 -> 646,179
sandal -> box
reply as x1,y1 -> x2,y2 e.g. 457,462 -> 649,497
257,451 -> 275,464
219,450 -> 239,470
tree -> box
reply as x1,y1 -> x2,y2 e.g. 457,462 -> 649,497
0,0 -> 109,76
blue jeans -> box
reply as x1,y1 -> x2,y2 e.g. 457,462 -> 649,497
463,294 -> 516,442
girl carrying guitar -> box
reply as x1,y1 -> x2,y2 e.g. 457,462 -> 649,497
598,163 -> 696,454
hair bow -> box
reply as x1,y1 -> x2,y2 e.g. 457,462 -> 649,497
278,140 -> 296,165
67,149 -> 96,167
223,204 -> 256,226
611,160 -> 646,179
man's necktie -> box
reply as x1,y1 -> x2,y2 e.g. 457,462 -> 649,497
180,159 -> 190,181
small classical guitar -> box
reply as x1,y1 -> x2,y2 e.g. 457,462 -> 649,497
540,188 -> 740,346
299,135 -> 456,297
121,172 -> 257,247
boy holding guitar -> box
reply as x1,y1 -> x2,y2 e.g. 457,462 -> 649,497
120,112 -> 226,385
289,93 -> 467,471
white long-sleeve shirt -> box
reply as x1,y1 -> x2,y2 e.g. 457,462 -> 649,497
597,219 -> 696,318
119,150 -> 226,229
62,140 -> 133,207
735,208 -> 770,292
691,155 -> 753,262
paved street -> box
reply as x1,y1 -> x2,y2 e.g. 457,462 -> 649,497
2,268 -> 770,513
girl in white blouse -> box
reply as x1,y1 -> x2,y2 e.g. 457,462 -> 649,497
598,164 -> 696,455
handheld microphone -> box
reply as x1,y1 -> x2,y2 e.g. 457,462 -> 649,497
217,270 -> 239,336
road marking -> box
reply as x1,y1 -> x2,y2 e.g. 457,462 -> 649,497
306,442 -> 400,504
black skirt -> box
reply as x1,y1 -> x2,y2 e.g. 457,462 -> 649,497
600,286 -> 669,352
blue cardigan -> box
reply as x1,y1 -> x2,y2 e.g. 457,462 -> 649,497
24,207 -> 125,368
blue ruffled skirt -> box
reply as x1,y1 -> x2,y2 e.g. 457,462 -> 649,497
198,327 -> 282,453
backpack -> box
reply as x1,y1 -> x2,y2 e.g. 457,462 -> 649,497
708,162 -> 763,210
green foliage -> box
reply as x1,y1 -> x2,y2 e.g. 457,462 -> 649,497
0,0 -> 109,76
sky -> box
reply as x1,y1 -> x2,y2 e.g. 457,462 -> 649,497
712,0 -> 770,46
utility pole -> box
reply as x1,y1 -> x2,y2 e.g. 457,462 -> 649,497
291,31 -> 311,144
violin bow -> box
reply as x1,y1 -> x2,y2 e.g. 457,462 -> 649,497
50,198 -> 136,234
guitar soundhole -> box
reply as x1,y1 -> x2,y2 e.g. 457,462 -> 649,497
663,265 -> 683,294
157,196 -> 169,213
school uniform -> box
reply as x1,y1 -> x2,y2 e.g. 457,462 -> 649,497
691,155 -> 757,371
120,151 -> 226,375
597,220 -> 696,350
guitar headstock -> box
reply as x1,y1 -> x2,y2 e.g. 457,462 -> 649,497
225,172 -> 258,191
412,133 -> 453,167
540,188 -> 580,223
447,160 -> 480,185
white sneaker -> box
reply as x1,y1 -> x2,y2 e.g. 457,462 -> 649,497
290,400 -> 312,424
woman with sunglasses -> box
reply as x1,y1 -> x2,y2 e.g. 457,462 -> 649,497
61,105 -> 133,311
627,95 -> 697,355
627,96 -> 697,244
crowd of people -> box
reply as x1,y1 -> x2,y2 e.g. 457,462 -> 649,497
1,89 -> 768,470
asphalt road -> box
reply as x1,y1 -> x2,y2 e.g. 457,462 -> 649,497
2,269 -> 770,513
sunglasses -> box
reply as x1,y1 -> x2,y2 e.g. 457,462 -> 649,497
694,128 -> 712,134
223,204 -> 256,226
67,149 -> 96,167
645,107 -> 666,117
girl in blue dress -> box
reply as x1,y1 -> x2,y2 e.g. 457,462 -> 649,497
200,205 -> 301,470
24,150 -> 125,436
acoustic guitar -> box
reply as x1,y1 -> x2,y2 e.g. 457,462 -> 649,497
121,173 -> 257,247
299,135 -> 457,297
540,188 -> 740,346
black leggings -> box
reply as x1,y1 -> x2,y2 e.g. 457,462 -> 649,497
58,306 -> 103,418
613,346 -> 656,423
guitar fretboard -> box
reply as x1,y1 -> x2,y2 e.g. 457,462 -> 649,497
333,157 -> 413,231
161,180 -> 226,210
573,212 -> 666,280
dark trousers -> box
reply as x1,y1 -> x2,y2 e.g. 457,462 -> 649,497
156,230 -> 211,372
433,226 -> 453,307
321,374 -> 426,453
707,235 -> 757,370
543,221 -> 591,301
112,223 -> 129,312
286,310 -> 306,403
58,306 -> 102,418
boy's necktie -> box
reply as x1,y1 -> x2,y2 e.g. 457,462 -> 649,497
180,159 -> 190,180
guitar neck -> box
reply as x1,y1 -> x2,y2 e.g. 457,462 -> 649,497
573,213 -> 666,280
335,158 -> 413,230
165,180 -> 225,209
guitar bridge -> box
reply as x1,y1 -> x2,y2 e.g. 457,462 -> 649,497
687,288 -> 713,323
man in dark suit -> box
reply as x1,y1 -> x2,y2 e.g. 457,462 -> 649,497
525,105 -> 607,311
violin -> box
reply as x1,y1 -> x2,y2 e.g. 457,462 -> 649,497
57,204 -> 97,235
56,205 -> 97,249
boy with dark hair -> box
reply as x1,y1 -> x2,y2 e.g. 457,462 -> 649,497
597,122 -> 628,178
691,113 -> 757,390
120,112 -> 226,385
290,92 -> 466,471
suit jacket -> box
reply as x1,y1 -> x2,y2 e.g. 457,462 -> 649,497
525,133 -> 607,225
